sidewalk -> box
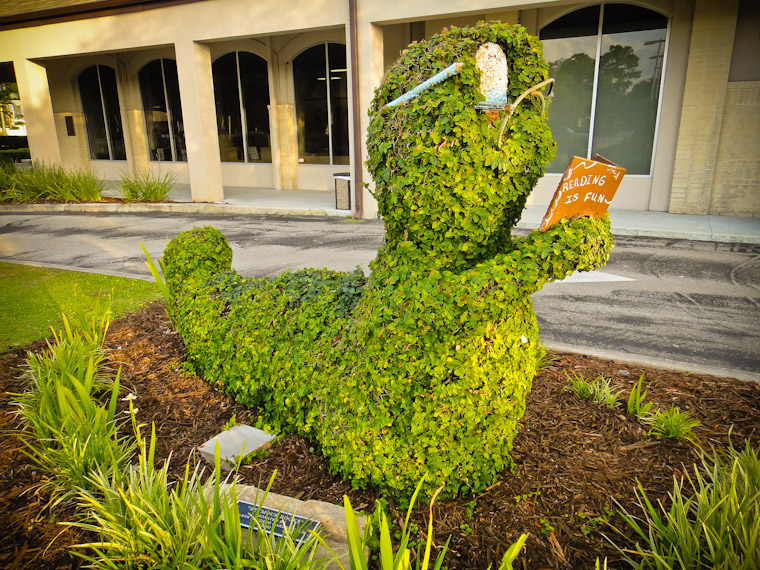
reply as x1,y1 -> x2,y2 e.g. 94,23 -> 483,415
2,184 -> 759,244
518,206 -> 760,244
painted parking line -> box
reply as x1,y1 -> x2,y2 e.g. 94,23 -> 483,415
553,270 -> 635,283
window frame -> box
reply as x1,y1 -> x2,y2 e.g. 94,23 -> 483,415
139,58 -> 186,162
540,3 -> 671,176
212,50 -> 272,164
292,41 -> 349,166
78,64 -> 126,161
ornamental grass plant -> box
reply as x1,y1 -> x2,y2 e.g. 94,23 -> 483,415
333,477 -> 528,570
119,169 -> 176,203
615,441 -> 760,570
14,305 -> 326,569
645,406 -> 701,444
627,374 -> 654,419
11,309 -> 134,503
565,373 -> 622,409
0,162 -> 104,202
72,408 -> 328,570
72,418 -> 326,570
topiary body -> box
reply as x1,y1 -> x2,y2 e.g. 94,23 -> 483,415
162,22 -> 613,503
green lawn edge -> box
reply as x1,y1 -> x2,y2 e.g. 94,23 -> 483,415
0,262 -> 161,351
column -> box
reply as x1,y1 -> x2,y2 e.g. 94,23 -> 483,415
14,58 -> 62,165
669,0 -> 740,215
174,40 -> 224,202
356,20 -> 384,219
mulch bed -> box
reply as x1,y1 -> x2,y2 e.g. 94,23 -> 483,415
1,301 -> 758,569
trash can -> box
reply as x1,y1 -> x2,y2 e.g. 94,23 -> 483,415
333,173 -> 351,210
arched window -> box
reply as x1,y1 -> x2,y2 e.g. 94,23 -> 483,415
293,43 -> 349,165
139,59 -> 186,161
540,4 -> 668,174
78,65 -> 126,160
212,51 -> 271,163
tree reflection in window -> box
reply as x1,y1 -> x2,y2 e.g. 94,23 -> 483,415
78,65 -> 126,160
541,4 -> 668,174
139,59 -> 186,161
293,43 -> 349,165
212,52 -> 271,163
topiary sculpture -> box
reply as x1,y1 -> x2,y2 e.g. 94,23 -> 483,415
162,22 -> 613,503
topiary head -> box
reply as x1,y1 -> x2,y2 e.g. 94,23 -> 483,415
163,226 -> 233,293
367,22 -> 555,270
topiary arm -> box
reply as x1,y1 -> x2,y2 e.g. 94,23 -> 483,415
463,215 -> 613,303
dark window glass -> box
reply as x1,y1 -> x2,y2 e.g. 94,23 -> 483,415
541,5 -> 600,39
293,42 -> 350,166
78,66 -> 109,159
239,52 -> 271,163
294,45 -> 330,164
162,60 -> 187,161
139,60 -> 170,161
213,53 -> 244,162
213,51 -> 271,163
98,66 -> 126,160
79,65 -> 126,160
139,59 -> 186,161
328,43 -> 349,165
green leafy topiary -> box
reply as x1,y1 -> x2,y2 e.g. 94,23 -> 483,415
162,22 -> 613,504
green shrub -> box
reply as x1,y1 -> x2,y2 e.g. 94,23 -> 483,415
162,22 -> 614,503
119,169 -> 176,203
615,441 -> 760,569
0,162 -> 104,203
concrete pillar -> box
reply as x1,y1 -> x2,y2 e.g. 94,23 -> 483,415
347,0 -> 362,217
14,58 -> 62,165
174,40 -> 223,202
119,63 -> 150,175
356,20 -> 384,219
271,104 -> 297,190
669,0 -> 740,215
266,38 -> 283,191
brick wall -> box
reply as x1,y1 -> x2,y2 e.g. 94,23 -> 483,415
669,0 -> 740,215
709,81 -> 760,217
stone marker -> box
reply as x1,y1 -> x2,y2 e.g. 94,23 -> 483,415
234,485 -> 367,569
197,424 -> 275,470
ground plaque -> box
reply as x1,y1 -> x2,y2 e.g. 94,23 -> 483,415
540,155 -> 626,231
237,502 -> 321,544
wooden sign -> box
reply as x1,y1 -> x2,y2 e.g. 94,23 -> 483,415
539,155 -> 626,231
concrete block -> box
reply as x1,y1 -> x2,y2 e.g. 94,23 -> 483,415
197,424 -> 275,470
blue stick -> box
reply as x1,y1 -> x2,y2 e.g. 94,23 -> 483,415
384,63 -> 463,109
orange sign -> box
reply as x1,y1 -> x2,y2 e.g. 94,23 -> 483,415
539,155 -> 626,231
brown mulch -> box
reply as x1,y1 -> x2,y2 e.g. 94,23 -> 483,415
1,301 -> 759,569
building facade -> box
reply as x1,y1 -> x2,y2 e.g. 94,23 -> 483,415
1,0 -> 757,218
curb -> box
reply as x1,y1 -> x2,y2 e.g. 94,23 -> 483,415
545,341 -> 760,384
0,202 -> 348,217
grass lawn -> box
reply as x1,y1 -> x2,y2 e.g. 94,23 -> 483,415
0,262 -> 161,351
